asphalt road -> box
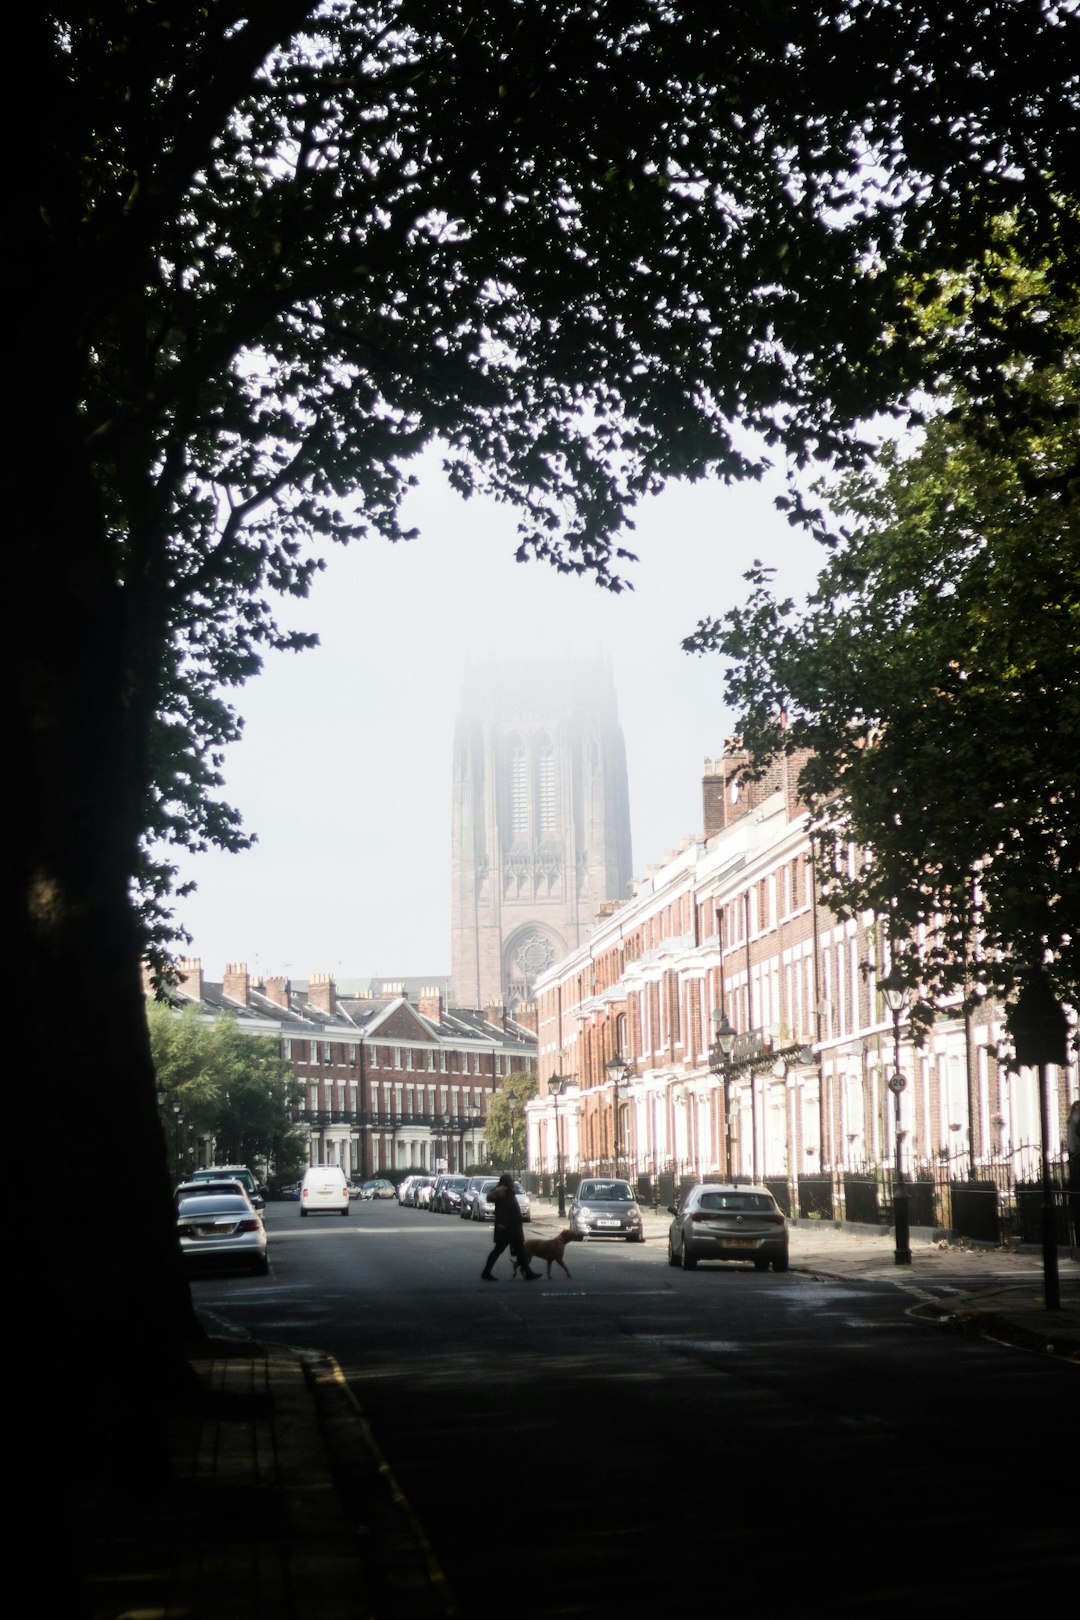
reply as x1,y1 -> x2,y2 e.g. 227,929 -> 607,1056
193,1199 -> 1077,1618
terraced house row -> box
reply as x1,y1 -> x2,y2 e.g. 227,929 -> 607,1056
163,963 -> 536,1178
526,746 -> 1077,1239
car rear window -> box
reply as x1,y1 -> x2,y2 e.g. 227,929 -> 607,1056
178,1195 -> 250,1216
698,1193 -> 776,1213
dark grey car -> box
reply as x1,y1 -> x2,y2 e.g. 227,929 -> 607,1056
668,1184 -> 789,1272
568,1178 -> 645,1242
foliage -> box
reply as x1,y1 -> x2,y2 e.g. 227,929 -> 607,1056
22,4 -> 1079,965
686,255 -> 1080,1018
147,1001 -> 306,1181
484,1074 -> 539,1172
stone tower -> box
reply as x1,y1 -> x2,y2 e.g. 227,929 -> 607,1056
451,660 -> 633,1010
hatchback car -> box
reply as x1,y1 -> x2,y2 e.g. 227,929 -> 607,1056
569,1179 -> 644,1241
186,1164 -> 265,1210
461,1175 -> 500,1220
177,1193 -> 269,1274
361,1178 -> 396,1200
668,1184 -> 789,1272
175,1177 -> 253,1210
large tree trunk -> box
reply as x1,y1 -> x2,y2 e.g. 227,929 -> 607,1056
15,262 -> 202,1490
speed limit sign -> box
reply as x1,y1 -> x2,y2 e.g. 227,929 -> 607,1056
888,1072 -> 906,1094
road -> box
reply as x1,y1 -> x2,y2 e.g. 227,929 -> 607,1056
192,1198 -> 1077,1617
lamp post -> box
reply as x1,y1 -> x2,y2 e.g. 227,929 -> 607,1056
879,963 -> 912,1266
1007,970 -> 1067,1312
708,1012 -> 737,1182
460,1104 -> 481,1172
604,1056 -> 633,1178
507,1093 -> 519,1176
549,1073 -> 573,1216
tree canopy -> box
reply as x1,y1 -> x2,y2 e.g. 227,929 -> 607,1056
18,2 -> 1078,964
147,1000 -> 307,1184
484,1074 -> 539,1172
687,252 -> 1079,1020
19,2 -> 1078,1453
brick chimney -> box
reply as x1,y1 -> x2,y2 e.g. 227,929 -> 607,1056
418,986 -> 444,1023
308,971 -> 337,1014
223,962 -> 250,1006
485,1001 -> 506,1031
176,957 -> 203,998
264,975 -> 290,1009
514,1001 -> 538,1034
703,747 -> 748,837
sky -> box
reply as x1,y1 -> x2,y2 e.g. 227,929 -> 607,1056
169,447 -> 827,985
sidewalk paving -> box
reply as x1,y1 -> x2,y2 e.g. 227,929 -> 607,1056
78,1207 -> 1078,1620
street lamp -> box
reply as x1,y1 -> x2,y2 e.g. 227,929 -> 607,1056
1007,970 -> 1068,1313
549,1073 -> 573,1216
708,1011 -> 737,1182
506,1093 -> 519,1176
460,1104 -> 482,1172
604,1056 -> 634,1178
879,962 -> 912,1266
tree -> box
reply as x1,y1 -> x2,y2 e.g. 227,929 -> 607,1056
686,256 -> 1079,1021
146,1001 -> 306,1183
484,1075 -> 539,1173
18,5 -> 1076,1459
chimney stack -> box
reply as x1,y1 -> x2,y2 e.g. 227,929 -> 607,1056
308,971 -> 337,1014
418,986 -> 444,1023
176,957 -> 203,998
223,962 -> 250,1006
264,975 -> 290,1009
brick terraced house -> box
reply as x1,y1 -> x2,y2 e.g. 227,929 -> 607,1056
162,966 -> 536,1180
528,746 -> 1077,1241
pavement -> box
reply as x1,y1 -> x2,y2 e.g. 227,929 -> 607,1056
77,1201 -> 1079,1620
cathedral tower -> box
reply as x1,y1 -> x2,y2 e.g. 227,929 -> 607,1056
451,660 -> 632,1010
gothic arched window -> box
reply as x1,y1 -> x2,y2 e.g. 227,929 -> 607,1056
509,737 -> 528,836
536,736 -> 555,835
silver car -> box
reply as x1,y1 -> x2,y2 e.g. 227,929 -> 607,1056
668,1184 -> 789,1272
177,1193 -> 269,1275
569,1178 -> 644,1242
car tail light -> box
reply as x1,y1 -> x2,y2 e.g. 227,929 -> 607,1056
176,1223 -> 194,1237
762,1213 -> 785,1225
236,1218 -> 262,1234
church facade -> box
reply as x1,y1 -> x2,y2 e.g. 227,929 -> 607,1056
451,660 -> 633,1010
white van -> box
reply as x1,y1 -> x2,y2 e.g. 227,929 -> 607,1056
300,1164 -> 350,1217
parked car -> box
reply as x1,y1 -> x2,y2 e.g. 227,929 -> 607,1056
667,1183 -> 789,1272
186,1164 -> 264,1210
174,1177 -> 252,1211
361,1178 -> 396,1200
398,1175 -> 421,1206
514,1181 -> 532,1223
300,1164 -> 350,1216
433,1174 -> 469,1213
461,1175 -> 499,1220
279,1181 -> 301,1201
177,1193 -> 268,1274
346,1180 -> 364,1199
568,1178 -> 644,1241
415,1176 -> 437,1209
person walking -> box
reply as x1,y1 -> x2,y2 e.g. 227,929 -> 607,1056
480,1173 -> 539,1280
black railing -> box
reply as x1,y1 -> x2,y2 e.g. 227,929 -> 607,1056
293,1107 -> 485,1131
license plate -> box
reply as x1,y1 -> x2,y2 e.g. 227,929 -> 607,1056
596,1219 -> 621,1228
723,1237 -> 756,1249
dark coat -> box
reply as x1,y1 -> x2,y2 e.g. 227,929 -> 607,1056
488,1182 -> 525,1243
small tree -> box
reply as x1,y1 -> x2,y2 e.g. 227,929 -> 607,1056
484,1075 -> 539,1174
147,1001 -> 305,1183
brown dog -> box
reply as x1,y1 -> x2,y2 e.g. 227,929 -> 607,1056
511,1228 -> 584,1279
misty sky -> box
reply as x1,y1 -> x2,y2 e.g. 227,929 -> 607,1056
169,447 -> 827,986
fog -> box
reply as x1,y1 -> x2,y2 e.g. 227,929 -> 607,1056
169,449 -> 826,985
